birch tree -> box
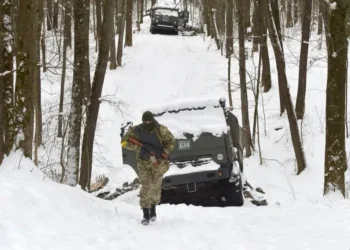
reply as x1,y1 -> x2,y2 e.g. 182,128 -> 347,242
67,0 -> 90,186
2,0 -> 14,155
80,0 -> 112,190
0,1 -> 4,164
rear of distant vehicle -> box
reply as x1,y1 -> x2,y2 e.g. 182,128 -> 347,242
149,6 -> 180,35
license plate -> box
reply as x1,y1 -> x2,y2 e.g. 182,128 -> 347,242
178,140 -> 191,150
163,16 -> 169,21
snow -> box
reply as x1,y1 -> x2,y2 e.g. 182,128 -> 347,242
164,158 -> 221,177
1,151 -> 350,249
153,8 -> 179,17
2,3 -> 350,249
152,1 -> 179,10
144,97 -> 228,140
324,0 -> 337,10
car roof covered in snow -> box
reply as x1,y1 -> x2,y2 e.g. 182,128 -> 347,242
143,97 -> 228,140
152,2 -> 179,10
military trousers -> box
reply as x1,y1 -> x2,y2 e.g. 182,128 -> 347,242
137,158 -> 169,208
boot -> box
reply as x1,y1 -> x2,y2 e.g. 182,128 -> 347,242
150,205 -> 156,222
141,208 -> 150,225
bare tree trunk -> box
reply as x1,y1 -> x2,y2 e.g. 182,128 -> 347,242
15,0 -> 37,158
219,0 -> 226,54
270,0 -> 285,114
41,4 -> 47,72
293,0 -> 298,25
115,0 -> 123,34
117,0 -> 126,66
140,0 -> 144,23
58,0 -> 71,138
317,0 -> 323,35
265,0 -> 306,175
226,0 -> 233,57
125,0 -> 132,46
0,1 -> 4,164
109,0 -> 117,69
36,0 -> 44,148
47,0 -> 53,30
227,57 -> 233,108
80,0 -> 111,191
322,1 -> 330,48
243,0 -> 251,31
67,0 -> 89,186
324,0 -> 349,197
83,2 -> 91,107
96,0 -> 103,49
252,46 -> 262,144
2,0 -> 14,154
252,0 -> 261,52
53,0 -> 59,29
11,0 -> 18,55
208,0 -> 220,49
295,0 -> 312,120
93,0 -> 97,45
271,0 -> 283,50
204,0 -> 211,36
258,0 -> 272,92
286,0 -> 293,27
237,0 -> 253,157
66,0 -> 72,48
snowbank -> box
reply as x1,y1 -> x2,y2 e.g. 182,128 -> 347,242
0,151 -> 52,182
2,152 -> 350,250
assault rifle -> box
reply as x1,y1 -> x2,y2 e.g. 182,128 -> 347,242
128,137 -> 171,166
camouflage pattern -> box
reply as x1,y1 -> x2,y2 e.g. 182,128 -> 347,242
121,123 -> 175,208
138,158 -> 170,208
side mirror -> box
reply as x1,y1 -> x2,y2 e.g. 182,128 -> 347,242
145,9 -> 150,16
120,122 -> 132,139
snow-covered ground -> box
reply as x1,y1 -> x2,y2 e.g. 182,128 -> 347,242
2,152 -> 350,249
1,11 -> 350,250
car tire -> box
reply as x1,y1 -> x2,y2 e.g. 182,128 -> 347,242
150,26 -> 156,34
219,175 -> 244,206
238,149 -> 244,172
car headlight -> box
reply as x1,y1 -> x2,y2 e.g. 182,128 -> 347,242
217,153 -> 224,161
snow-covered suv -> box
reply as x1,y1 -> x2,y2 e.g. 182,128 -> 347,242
120,97 -> 244,206
149,3 -> 180,35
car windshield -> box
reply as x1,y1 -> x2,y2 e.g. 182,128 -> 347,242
154,8 -> 179,17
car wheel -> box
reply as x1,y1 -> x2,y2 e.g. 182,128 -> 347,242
219,175 -> 244,206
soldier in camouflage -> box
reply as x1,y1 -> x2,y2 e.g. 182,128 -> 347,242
121,111 -> 175,225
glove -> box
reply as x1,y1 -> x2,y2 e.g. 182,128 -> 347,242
161,152 -> 169,160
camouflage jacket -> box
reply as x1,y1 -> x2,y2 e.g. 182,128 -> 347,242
121,122 -> 176,156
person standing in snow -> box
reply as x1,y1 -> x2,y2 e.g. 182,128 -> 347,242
121,111 -> 175,225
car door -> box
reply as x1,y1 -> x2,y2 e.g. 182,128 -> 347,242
120,122 -> 139,175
